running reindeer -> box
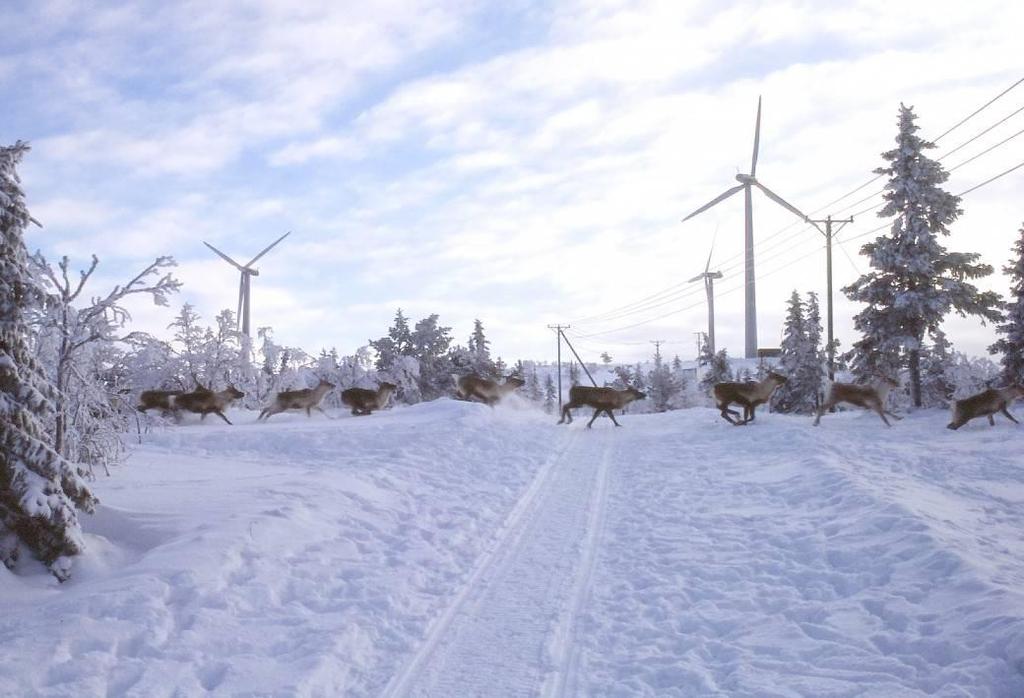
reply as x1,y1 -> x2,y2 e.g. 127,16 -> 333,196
947,384 -> 1024,430
340,382 -> 397,416
813,375 -> 901,427
713,371 -> 788,425
453,374 -> 525,407
259,377 -> 336,421
137,389 -> 183,415
558,385 -> 646,428
171,385 -> 245,425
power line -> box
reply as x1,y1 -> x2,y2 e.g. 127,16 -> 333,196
576,154 -> 1024,342
933,76 -> 1024,141
568,76 -> 1024,331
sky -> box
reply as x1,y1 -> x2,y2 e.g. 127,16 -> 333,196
2,0 -> 1023,365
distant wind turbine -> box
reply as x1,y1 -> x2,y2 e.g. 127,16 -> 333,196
203,231 -> 291,337
688,238 -> 723,355
681,96 -> 810,358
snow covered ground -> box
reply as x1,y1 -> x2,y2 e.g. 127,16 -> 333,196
3,399 -> 1024,697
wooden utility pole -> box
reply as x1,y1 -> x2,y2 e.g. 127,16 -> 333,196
548,324 -> 569,411
807,215 -> 854,381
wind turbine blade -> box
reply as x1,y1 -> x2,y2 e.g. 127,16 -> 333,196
681,184 -> 744,222
754,181 -> 810,222
245,231 -> 291,267
687,273 -> 705,283
704,234 -> 717,274
750,96 -> 762,176
204,241 -> 245,270
236,276 -> 245,329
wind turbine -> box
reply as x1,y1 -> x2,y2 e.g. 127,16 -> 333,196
203,231 -> 291,337
681,96 -> 810,359
688,239 -> 723,355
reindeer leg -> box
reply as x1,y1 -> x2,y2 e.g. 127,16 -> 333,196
607,409 -> 623,427
883,410 -> 903,421
1001,407 -> 1019,424
814,398 -> 839,426
586,409 -> 602,428
718,404 -> 740,425
314,406 -> 332,420
558,402 -> 575,424
213,410 -> 233,425
874,405 -> 891,427
988,414 -> 996,426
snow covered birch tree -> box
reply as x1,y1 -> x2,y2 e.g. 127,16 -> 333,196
1,142 -> 96,580
843,104 -> 1000,407
989,224 -> 1024,385
31,253 -> 180,461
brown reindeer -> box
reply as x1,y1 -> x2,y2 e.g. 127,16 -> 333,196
258,378 -> 336,421
713,371 -> 787,425
137,390 -> 182,414
947,384 -> 1024,430
813,375 -> 901,427
340,382 -> 397,416
454,374 -> 525,406
558,385 -> 646,428
172,385 -> 245,425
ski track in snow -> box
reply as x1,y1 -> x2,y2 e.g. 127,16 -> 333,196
2,401 -> 1024,697
384,427 -> 612,698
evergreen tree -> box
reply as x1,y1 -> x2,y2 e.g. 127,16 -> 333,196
412,314 -> 453,400
920,328 -> 955,408
466,319 -> 495,377
774,291 -> 808,413
525,366 -> 542,403
990,224 -> 1024,385
569,361 -> 580,387
843,104 -> 1000,406
631,363 -> 646,391
1,142 -> 96,581
543,373 -> 557,414
600,351 -> 612,365
369,308 -> 413,372
647,343 -> 679,412
698,340 -> 732,395
798,291 -> 825,409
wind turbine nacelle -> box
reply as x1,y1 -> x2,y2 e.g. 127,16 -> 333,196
248,268 -> 260,277
734,173 -> 755,185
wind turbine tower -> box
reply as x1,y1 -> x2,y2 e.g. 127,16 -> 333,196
203,231 -> 291,337
689,241 -> 723,355
681,97 -> 811,358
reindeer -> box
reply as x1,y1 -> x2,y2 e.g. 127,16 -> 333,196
137,390 -> 182,414
947,384 -> 1024,430
813,375 -> 901,427
258,378 -> 336,421
558,385 -> 646,428
713,371 -> 787,425
340,382 -> 397,416
171,385 -> 245,425
454,374 -> 525,406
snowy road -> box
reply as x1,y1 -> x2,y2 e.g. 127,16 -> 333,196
2,400 -> 1024,696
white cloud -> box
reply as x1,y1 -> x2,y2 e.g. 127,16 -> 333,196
9,0 -> 1024,362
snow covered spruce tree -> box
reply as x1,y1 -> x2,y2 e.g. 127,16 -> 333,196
466,319 -> 496,378
647,343 -> 680,412
697,334 -> 732,395
989,223 -> 1024,384
1,142 -> 96,580
774,292 -> 811,413
843,104 -> 1000,407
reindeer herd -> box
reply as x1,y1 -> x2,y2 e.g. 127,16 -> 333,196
137,369 -> 1024,432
